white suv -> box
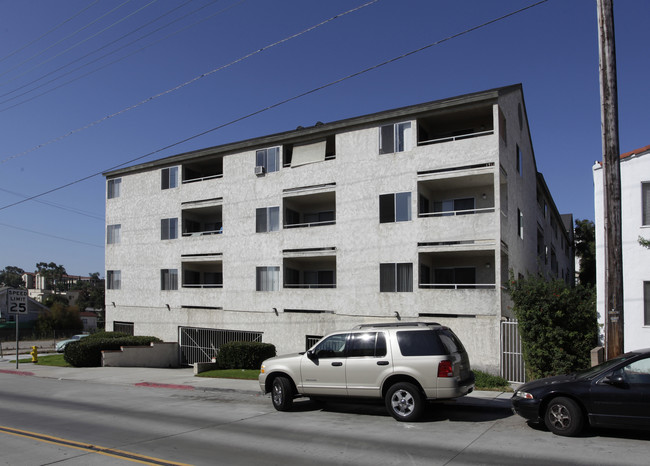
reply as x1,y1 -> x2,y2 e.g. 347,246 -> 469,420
259,322 -> 475,421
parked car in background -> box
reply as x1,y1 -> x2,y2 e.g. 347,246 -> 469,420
259,322 -> 474,421
511,348 -> 650,436
56,334 -> 89,352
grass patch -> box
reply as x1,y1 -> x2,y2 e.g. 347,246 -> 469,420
473,370 -> 511,391
196,369 -> 260,380
15,354 -> 71,367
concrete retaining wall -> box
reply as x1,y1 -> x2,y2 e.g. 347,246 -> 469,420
102,342 -> 180,368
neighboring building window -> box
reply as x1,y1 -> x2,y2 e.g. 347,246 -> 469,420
256,266 -> 279,291
161,218 -> 178,240
256,207 -> 280,232
379,192 -> 411,223
107,224 -> 121,244
256,147 -> 280,173
161,167 -> 178,190
107,178 -> 121,199
518,209 -> 524,239
642,182 -> 650,226
644,282 -> 650,326
516,145 -> 522,175
379,122 -> 412,154
107,270 -> 121,290
161,269 -> 178,290
380,263 -> 413,292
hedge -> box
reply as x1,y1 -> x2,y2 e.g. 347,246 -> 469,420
216,341 -> 276,369
64,332 -> 162,367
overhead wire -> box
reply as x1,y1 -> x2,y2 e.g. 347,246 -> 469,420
0,0 -> 231,107
0,0 -> 134,82
0,221 -> 103,248
0,0 -> 101,65
0,0 -> 378,164
0,0 -> 160,87
0,187 -> 104,220
0,0 -> 549,214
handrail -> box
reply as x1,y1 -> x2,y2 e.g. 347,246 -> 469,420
418,130 -> 493,146
182,229 -> 223,237
419,207 -> 494,218
284,220 -> 335,229
419,283 -> 495,289
182,174 -> 223,184
182,284 -> 223,289
283,284 -> 336,289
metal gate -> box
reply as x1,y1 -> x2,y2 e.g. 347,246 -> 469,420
178,326 -> 263,365
500,320 -> 526,383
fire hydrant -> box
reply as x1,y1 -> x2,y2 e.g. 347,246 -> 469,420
30,346 -> 38,363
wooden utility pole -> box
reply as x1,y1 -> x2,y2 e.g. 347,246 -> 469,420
597,0 -> 624,359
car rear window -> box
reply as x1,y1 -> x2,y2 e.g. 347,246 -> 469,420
396,330 -> 445,356
437,329 -> 465,354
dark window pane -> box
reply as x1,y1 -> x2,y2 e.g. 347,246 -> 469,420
313,334 -> 347,358
395,192 -> 411,222
396,263 -> 413,292
379,194 -> 395,223
396,330 -> 445,356
256,208 -> 267,233
375,332 -> 387,357
348,333 -> 377,357
379,124 -> 394,154
380,263 -> 396,292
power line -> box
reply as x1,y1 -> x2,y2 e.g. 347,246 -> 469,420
0,0 -> 379,164
0,0 -> 232,107
0,187 -> 103,220
0,0 -> 548,213
0,0 -> 100,65
0,221 -> 103,248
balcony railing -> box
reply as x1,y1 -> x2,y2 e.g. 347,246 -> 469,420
419,207 -> 494,218
182,229 -> 223,237
418,129 -> 494,147
284,283 -> 336,289
182,284 -> 223,289
284,220 -> 336,229
182,174 -> 223,184
419,283 -> 496,290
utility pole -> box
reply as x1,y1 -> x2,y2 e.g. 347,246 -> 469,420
597,0 -> 624,359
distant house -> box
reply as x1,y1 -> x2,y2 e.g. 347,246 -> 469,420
21,272 -> 99,306
593,144 -> 650,352
80,310 -> 100,332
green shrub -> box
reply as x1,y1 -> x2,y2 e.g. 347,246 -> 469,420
64,335 -> 162,367
216,341 -> 276,369
473,370 -> 510,390
508,274 -> 598,380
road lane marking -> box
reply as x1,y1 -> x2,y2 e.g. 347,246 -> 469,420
0,425 -> 191,466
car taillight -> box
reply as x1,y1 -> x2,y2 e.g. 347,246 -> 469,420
437,360 -> 453,377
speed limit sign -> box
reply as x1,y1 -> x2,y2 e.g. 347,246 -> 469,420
8,289 -> 28,314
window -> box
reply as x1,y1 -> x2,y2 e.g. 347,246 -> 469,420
379,122 -> 412,154
256,266 -> 279,291
397,330 -> 445,356
106,270 -> 121,290
256,207 -> 280,232
107,224 -> 121,244
516,145 -> 522,175
643,282 -> 650,326
641,182 -> 650,225
518,209 -> 524,238
256,147 -> 280,173
161,218 -> 178,240
107,178 -> 121,199
161,167 -> 178,190
347,332 -> 387,358
161,269 -> 178,290
380,263 -> 413,292
312,333 -> 347,358
379,192 -> 411,223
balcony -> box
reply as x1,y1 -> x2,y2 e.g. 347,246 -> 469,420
182,259 -> 222,289
418,250 -> 495,290
417,105 -> 493,146
284,189 -> 336,229
182,203 -> 223,237
283,254 -> 336,289
182,156 -> 223,184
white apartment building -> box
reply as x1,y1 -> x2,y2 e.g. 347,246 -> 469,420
104,84 -> 573,375
593,144 -> 650,352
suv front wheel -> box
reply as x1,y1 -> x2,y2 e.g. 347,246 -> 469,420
385,382 -> 424,422
271,376 -> 294,411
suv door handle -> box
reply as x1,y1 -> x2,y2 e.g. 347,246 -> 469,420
377,361 -> 389,366
331,362 -> 343,367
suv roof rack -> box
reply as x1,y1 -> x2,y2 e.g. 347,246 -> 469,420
353,322 -> 441,329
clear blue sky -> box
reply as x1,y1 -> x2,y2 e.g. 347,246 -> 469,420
0,0 -> 648,277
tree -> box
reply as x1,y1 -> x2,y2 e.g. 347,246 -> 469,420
508,274 -> 598,380
74,272 -> 105,311
0,266 -> 25,288
36,262 -> 67,291
574,219 -> 596,287
34,302 -> 83,338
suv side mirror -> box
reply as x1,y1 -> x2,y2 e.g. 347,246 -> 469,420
307,350 -> 317,360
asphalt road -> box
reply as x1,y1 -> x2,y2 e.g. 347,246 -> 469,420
1,373 -> 648,466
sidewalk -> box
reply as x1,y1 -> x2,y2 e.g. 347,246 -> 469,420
0,357 -> 513,408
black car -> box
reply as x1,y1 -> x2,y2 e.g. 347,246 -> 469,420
511,348 -> 650,436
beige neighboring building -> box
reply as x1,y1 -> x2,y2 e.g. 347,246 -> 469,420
104,84 -> 573,375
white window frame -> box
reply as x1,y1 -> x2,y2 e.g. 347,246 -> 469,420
518,209 -> 524,239
256,266 -> 280,291
107,178 -> 121,199
107,224 -> 121,244
256,206 -> 280,233
161,269 -> 178,291
380,263 -> 413,292
379,192 -> 412,223
161,167 -> 178,190
107,270 -> 121,290
379,121 -> 412,154
256,147 -> 280,173
161,218 -> 178,240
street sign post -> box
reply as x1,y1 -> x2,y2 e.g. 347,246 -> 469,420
7,289 -> 28,368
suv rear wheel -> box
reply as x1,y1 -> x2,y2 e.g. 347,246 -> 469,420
271,376 -> 294,411
385,382 -> 424,422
